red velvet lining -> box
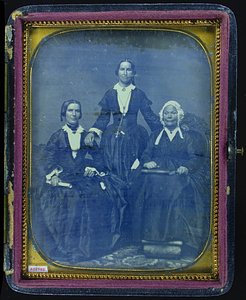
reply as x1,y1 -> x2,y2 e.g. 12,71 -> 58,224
13,9 -> 229,290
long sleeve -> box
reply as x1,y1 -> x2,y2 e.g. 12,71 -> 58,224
91,91 -> 112,132
87,142 -> 106,172
181,131 -> 207,173
139,92 -> 161,132
43,131 -> 61,173
92,107 -> 111,132
140,132 -> 156,164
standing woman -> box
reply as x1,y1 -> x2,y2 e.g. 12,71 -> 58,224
85,59 -> 161,183
39,100 -> 126,263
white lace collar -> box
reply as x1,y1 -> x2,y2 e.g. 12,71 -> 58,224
113,83 -> 135,115
62,124 -> 85,134
62,124 -> 85,158
155,127 -> 184,145
113,82 -> 136,92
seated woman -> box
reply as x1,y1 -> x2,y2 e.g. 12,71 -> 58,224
39,100 -> 127,263
130,101 -> 211,259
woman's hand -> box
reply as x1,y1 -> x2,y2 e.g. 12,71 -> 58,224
84,167 -> 96,177
143,161 -> 158,169
176,166 -> 188,175
84,132 -> 95,147
50,175 -> 60,186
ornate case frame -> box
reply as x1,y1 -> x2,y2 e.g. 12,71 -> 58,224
4,3 -> 237,296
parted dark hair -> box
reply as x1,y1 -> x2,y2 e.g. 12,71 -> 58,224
115,58 -> 137,77
60,99 -> 82,121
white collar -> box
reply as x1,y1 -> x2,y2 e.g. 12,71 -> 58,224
62,124 -> 85,134
155,127 -> 184,145
164,127 -> 184,141
62,124 -> 85,158
113,82 -> 136,92
113,83 -> 135,115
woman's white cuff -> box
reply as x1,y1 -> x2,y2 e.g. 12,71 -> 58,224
89,128 -> 103,139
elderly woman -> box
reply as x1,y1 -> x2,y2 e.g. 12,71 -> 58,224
84,59 -> 161,183
130,101 -> 210,259
39,100 -> 126,263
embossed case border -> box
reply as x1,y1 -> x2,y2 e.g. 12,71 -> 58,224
4,3 -> 237,296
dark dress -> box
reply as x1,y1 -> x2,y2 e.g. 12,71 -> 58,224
92,87 -> 161,183
39,128 -> 127,263
130,127 -> 211,254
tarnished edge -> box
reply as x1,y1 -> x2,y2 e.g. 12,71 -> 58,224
5,269 -> 14,276
11,10 -> 23,21
5,25 -> 13,61
7,181 -> 14,249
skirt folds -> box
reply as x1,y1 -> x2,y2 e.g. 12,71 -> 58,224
101,124 -> 149,183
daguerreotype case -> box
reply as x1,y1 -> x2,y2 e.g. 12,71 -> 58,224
4,3 -> 238,296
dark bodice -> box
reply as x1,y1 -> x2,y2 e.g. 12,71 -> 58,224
132,126 -> 211,248
112,110 -> 138,131
43,128 -> 104,180
141,128 -> 205,174
39,128 -> 127,263
93,88 -> 161,132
